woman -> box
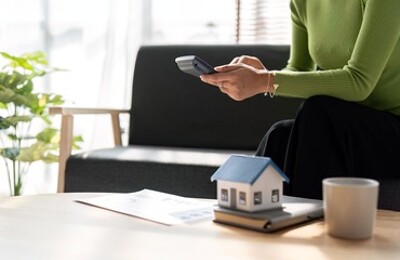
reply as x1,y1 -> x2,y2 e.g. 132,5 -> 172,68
200,0 -> 400,199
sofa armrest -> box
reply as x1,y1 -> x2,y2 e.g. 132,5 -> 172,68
49,106 -> 130,193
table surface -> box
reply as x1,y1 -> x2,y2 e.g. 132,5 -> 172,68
0,193 -> 399,260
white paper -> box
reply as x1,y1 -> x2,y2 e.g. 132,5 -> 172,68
76,189 -> 215,225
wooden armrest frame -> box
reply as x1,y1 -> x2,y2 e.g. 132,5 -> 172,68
49,106 -> 130,193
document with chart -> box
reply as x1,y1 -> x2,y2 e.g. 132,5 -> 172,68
76,189 -> 215,225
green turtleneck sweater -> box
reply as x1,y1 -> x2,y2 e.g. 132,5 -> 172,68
275,0 -> 400,115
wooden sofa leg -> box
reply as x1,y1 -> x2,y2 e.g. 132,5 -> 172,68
57,115 -> 74,193
111,112 -> 122,146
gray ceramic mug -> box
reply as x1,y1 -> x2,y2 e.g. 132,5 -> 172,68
323,177 -> 379,240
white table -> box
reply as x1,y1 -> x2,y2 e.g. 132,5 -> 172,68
0,193 -> 399,260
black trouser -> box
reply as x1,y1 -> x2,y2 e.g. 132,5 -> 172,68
255,95 -> 400,199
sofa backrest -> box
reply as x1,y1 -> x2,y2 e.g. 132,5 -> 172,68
129,45 -> 303,151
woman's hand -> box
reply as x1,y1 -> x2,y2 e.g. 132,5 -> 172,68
200,56 -> 270,101
229,55 -> 266,70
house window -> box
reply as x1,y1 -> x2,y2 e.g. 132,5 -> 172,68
253,191 -> 262,205
271,189 -> 280,203
239,192 -> 246,205
221,189 -> 229,202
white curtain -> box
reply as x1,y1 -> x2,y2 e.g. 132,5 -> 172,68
87,0 -> 145,150
98,0 -> 144,107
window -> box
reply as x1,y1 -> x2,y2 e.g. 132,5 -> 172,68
271,189 -> 280,203
235,0 -> 291,44
254,191 -> 262,205
149,0 -> 236,44
221,189 -> 229,201
239,192 -> 246,205
148,0 -> 291,45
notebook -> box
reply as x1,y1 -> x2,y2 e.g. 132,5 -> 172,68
213,196 -> 323,233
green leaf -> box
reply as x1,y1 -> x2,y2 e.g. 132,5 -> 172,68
72,135 -> 84,150
47,93 -> 65,105
0,116 -> 8,129
1,51 -> 33,71
22,51 -> 48,66
28,93 -> 64,115
41,153 -> 59,163
36,127 -> 59,143
0,51 -> 47,73
1,147 -> 20,160
16,141 -> 59,163
0,101 -> 7,109
11,93 -> 30,107
0,71 -> 33,96
0,84 -> 16,103
0,51 -> 52,81
1,115 -> 32,128
16,142 -> 44,162
6,133 -> 18,141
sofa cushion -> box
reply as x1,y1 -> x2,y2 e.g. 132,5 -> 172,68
65,145 -> 252,198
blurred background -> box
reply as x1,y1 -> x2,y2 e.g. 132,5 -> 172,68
0,0 -> 291,195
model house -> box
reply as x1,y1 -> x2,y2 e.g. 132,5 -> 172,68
211,155 -> 289,212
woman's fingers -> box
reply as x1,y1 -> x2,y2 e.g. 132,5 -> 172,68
229,55 -> 266,69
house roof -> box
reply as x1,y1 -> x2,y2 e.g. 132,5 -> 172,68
210,155 -> 289,184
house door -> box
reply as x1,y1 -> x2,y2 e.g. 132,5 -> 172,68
230,188 -> 237,209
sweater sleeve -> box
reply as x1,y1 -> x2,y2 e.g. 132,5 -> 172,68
275,0 -> 400,101
283,0 -> 316,73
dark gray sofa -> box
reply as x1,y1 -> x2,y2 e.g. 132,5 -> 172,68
65,44 -> 400,211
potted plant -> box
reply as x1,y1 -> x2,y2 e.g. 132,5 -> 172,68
0,51 -> 82,196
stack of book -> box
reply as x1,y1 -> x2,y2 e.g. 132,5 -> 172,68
213,196 -> 324,233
